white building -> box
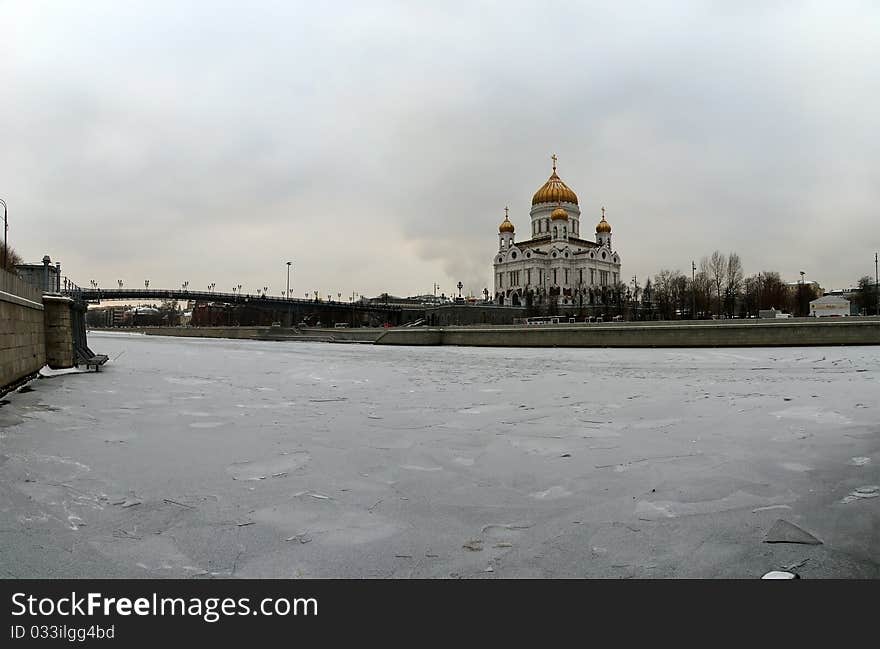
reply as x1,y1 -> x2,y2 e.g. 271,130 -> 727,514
493,156 -> 621,307
809,295 -> 850,317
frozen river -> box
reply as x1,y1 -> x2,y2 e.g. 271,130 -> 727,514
1,332 -> 878,578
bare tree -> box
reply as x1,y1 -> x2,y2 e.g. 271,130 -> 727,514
708,250 -> 726,316
2,245 -> 23,272
724,252 -> 744,316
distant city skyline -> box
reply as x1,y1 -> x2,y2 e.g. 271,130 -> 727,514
3,2 -> 878,297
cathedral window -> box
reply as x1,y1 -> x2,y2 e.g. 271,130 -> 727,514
579,269 -> 583,284
553,269 -> 557,284
564,269 -> 569,284
511,252 -> 517,259
590,268 -> 596,284
526,269 -> 531,285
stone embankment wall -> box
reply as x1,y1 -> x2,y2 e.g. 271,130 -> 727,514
43,296 -> 76,368
90,318 -> 880,348
375,318 -> 880,347
0,269 -> 46,391
95,326 -> 387,344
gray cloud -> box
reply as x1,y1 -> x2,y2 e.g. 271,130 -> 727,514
2,1 -> 878,298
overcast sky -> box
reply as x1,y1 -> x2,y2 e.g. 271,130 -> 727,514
2,1 -> 878,298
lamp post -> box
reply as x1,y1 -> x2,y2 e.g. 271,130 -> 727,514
0,198 -> 7,270
691,261 -> 696,320
145,280 -> 149,289
800,271 -> 806,317
875,252 -> 879,316
286,261 -> 292,299
457,281 -> 463,298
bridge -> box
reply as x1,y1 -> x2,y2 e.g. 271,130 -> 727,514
61,286 -> 410,327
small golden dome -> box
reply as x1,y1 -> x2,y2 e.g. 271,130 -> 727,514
499,216 -> 515,233
532,171 -> 579,206
550,206 -> 568,221
596,208 -> 611,234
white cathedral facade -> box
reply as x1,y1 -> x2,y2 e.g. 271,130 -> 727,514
493,156 -> 621,308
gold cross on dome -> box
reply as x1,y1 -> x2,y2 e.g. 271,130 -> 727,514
601,206 -> 606,218
551,154 -> 557,172
504,206 -> 509,218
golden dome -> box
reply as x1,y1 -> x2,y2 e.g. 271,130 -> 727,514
499,215 -> 515,233
596,208 -> 611,233
532,156 -> 578,206
550,206 -> 568,221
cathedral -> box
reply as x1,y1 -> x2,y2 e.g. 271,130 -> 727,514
493,156 -> 621,309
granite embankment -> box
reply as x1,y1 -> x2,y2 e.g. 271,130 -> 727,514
0,271 -> 46,390
376,318 -> 880,347
94,317 -> 880,348
97,326 -> 386,343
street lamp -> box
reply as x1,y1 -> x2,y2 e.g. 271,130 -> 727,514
145,280 -> 149,289
800,271 -> 806,317
875,252 -> 879,316
691,260 -> 696,320
0,198 -> 7,270
286,261 -> 292,299
457,281 -> 463,298
118,279 -> 123,288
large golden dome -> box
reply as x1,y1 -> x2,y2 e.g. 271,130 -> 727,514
596,208 -> 611,233
532,157 -> 578,206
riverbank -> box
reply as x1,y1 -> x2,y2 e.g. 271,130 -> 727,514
91,317 -> 880,347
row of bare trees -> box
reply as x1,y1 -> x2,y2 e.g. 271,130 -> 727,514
642,251 -> 822,319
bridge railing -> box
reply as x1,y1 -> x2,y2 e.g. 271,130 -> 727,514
62,286 -> 405,311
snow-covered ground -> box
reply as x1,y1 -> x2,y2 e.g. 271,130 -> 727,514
0,332 -> 877,578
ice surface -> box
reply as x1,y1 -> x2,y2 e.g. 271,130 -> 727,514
0,332 -> 878,578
